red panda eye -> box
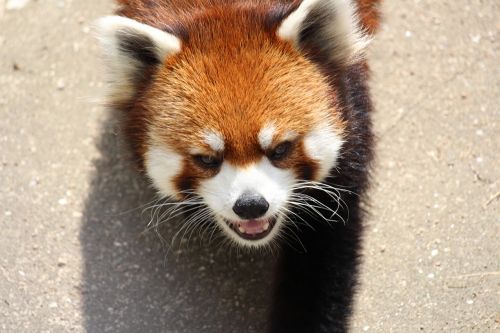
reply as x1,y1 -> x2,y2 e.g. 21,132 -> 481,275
269,141 -> 293,161
194,155 -> 222,169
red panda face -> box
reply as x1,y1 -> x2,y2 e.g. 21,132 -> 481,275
97,0 -> 368,247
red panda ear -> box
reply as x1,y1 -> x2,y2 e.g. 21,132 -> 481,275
277,0 -> 370,65
96,16 -> 181,104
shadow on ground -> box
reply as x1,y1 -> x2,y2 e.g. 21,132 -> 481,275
80,112 -> 275,332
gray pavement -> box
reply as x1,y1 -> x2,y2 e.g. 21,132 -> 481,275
0,0 -> 498,332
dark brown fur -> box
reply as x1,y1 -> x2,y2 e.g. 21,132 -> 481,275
105,1 -> 381,332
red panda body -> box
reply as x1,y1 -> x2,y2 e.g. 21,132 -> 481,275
97,0 -> 380,331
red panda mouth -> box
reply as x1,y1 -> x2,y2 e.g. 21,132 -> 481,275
225,217 -> 277,240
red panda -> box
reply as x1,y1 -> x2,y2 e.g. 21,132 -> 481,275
97,0 -> 380,331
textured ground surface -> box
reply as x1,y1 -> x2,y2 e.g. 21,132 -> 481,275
0,0 -> 498,332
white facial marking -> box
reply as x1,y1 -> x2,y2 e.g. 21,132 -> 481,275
282,130 -> 299,142
277,0 -> 370,64
303,124 -> 344,181
202,129 -> 225,152
145,146 -> 183,198
199,159 -> 295,247
258,123 -> 276,150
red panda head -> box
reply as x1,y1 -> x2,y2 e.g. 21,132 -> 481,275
97,0 -> 369,247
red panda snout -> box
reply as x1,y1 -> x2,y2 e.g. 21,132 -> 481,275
145,120 -> 344,247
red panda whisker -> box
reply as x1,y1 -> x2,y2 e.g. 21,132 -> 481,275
170,201 -> 239,250
293,179 -> 359,195
291,185 -> 343,202
291,183 -> 343,198
206,222 -> 221,244
170,207 -> 211,250
155,205 -> 202,229
185,209 -> 216,243
288,194 -> 342,222
145,199 -> 204,229
143,198 -> 203,215
140,198 -> 166,216
286,198 -> 346,226
155,198 -> 205,218
183,216 -> 208,248
200,217 -> 220,244
144,204 -> 203,238
276,221 -> 307,254
107,196 -> 162,217
289,192 -> 340,212
290,183 -> 351,221
290,193 -> 345,223
279,205 -> 316,232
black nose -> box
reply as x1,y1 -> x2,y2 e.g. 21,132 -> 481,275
232,192 -> 269,220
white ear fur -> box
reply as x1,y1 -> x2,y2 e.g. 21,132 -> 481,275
96,16 -> 181,103
277,0 -> 370,65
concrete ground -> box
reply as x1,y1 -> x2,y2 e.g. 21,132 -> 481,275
0,0 -> 498,332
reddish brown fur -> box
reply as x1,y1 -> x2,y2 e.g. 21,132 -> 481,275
105,2 -> 382,328
356,0 -> 382,34
112,0 -> 380,193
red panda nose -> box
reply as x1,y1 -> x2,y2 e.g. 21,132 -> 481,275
232,192 -> 269,220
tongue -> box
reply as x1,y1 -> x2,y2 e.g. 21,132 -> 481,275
238,220 -> 267,235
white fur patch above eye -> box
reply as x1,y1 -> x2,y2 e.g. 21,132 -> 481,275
282,130 -> 299,142
277,0 -> 370,64
258,123 -> 277,150
145,146 -> 184,198
303,124 -> 344,181
96,15 -> 181,103
202,129 -> 225,152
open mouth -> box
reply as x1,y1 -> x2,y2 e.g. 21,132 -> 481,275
225,217 -> 277,240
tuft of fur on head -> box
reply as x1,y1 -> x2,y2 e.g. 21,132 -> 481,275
96,15 -> 181,105
278,0 -> 370,65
